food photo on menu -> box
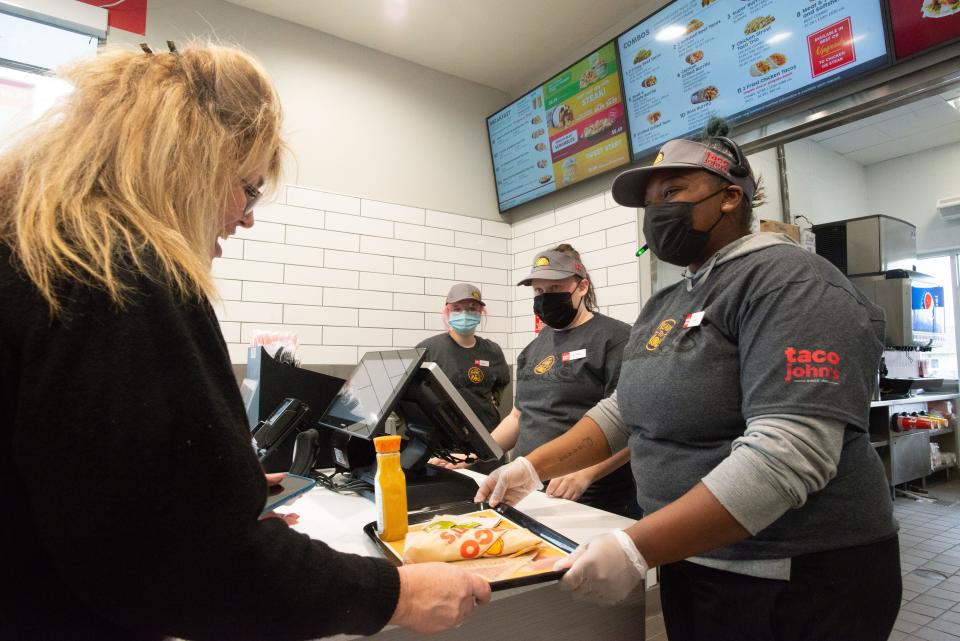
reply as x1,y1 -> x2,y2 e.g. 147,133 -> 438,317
691,85 -> 719,104
750,52 -> 788,77
888,0 -> 959,59
538,41 -> 630,189
923,0 -> 960,18
633,47 -> 652,64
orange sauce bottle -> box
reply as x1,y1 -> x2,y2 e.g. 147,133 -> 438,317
373,435 -> 408,541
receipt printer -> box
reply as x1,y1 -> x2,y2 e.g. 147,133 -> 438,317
252,398 -> 311,473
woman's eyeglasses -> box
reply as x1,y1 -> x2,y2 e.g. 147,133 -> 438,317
241,180 -> 263,215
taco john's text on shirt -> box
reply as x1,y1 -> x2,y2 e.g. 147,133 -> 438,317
784,347 -> 841,384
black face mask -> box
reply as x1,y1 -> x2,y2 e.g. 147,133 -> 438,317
534,290 -> 581,329
643,187 -> 727,266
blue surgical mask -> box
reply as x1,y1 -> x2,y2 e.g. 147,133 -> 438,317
449,311 -> 481,334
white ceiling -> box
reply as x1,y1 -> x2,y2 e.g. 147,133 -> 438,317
224,0 -> 960,165
223,0 -> 659,94
809,88 -> 960,166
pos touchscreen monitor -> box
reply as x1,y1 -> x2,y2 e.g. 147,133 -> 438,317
318,350 -> 504,508
318,348 -> 426,439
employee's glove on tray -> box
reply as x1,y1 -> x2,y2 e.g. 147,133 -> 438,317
553,529 -> 647,605
474,456 -> 543,507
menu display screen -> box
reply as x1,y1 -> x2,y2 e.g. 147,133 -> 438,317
887,0 -> 960,59
617,0 -> 889,160
487,41 -> 631,211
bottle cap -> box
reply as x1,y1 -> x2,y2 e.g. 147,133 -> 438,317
374,435 -> 402,453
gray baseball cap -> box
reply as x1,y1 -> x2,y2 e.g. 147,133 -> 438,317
446,283 -> 485,306
516,250 -> 588,286
611,138 -> 757,207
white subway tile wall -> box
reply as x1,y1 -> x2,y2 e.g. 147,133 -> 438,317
214,186 -> 514,365
234,220 -> 285,244
254,203 -> 325,229
214,186 -> 645,367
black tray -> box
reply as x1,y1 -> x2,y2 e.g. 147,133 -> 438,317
363,501 -> 578,591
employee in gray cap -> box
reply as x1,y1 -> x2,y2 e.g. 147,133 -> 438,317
481,243 -> 640,519
477,121 -> 900,641
416,283 -> 510,433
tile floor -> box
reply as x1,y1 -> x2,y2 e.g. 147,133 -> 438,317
891,479 -> 960,641
641,479 -> 960,640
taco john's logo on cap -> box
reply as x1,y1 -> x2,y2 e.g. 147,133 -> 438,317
534,256 -> 550,267
534,355 -> 556,375
653,152 -> 665,165
645,319 -> 676,351
784,347 -> 841,383
703,150 -> 731,173
471,290 -> 481,300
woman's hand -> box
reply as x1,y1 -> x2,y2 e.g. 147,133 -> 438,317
264,472 -> 286,486
389,563 -> 491,633
545,470 -> 594,501
259,472 -> 300,525
428,453 -> 473,470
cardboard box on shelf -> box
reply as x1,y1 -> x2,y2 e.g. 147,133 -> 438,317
759,219 -> 801,243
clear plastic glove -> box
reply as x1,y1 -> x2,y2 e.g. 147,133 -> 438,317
473,456 -> 542,506
389,562 -> 491,633
545,471 -> 593,501
553,530 -> 647,605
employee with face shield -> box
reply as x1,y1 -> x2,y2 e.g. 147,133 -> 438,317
476,121 -> 900,641
486,244 -> 640,519
416,283 -> 510,433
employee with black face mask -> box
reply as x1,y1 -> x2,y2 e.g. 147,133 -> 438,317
476,122 -> 900,641
485,243 -> 640,519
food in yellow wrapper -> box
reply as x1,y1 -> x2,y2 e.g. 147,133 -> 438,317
402,514 -> 543,563
379,509 -> 571,583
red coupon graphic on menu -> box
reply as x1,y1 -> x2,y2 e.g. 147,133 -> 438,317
549,104 -> 626,163
807,17 -> 857,78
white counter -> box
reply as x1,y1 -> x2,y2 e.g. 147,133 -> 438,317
285,470 -> 651,641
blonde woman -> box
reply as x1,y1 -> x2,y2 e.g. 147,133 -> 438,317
0,43 -> 487,641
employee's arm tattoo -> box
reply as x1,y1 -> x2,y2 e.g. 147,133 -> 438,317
558,436 -> 595,462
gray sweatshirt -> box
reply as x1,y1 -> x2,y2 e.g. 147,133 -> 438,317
587,233 -> 897,578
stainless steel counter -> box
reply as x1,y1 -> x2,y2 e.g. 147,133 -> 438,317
870,392 -> 960,408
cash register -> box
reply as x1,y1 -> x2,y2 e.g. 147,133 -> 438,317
305,349 -> 504,509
